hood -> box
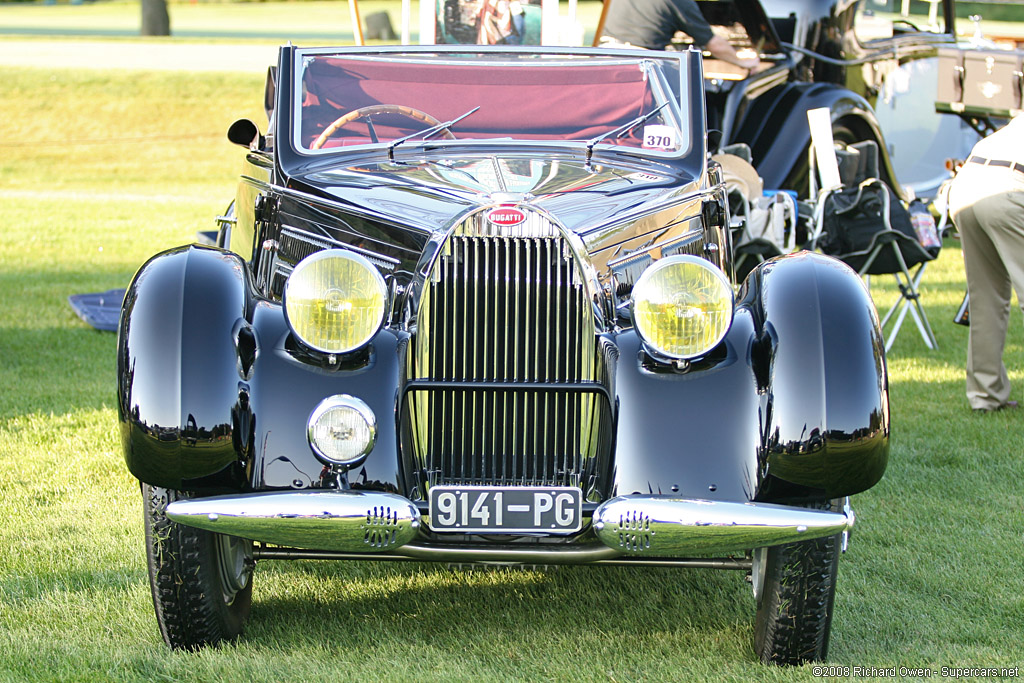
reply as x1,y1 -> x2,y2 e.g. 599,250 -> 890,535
699,0 -> 784,54
293,152 -> 703,236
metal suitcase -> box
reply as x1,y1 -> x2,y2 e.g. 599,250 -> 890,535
962,49 -> 1023,116
936,47 -> 965,113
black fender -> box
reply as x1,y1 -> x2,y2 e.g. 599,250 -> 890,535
119,244 -> 406,494
731,82 -> 897,195
746,251 -> 889,501
118,245 -> 255,491
611,250 -> 888,504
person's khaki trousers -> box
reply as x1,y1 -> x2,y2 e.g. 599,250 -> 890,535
952,187 -> 1024,410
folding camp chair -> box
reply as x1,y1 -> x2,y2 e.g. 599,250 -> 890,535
805,116 -> 939,352
810,174 -> 939,352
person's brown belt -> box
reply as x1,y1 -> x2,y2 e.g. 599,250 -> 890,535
968,155 -> 1024,175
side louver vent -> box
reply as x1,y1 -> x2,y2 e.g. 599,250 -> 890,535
362,506 -> 405,548
613,509 -> 653,552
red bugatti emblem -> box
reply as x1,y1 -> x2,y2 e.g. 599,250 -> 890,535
487,207 -> 526,226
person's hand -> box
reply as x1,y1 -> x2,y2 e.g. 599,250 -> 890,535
705,36 -> 760,71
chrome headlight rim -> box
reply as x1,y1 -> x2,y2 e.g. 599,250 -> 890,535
630,254 -> 734,361
282,249 -> 388,355
307,394 -> 377,468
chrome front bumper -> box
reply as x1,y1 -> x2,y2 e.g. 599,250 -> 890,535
166,491 -> 423,552
166,491 -> 852,559
591,495 -> 852,555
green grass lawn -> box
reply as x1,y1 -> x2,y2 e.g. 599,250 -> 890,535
1,37 -> 1023,683
1,0 -> 398,42
0,0 -> 606,44
1,0 -> 1020,46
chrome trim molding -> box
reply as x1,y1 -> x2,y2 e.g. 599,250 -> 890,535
592,496 -> 853,556
605,224 -> 704,271
279,224 -> 400,272
254,545 -> 751,569
578,187 -> 711,249
165,491 -> 421,552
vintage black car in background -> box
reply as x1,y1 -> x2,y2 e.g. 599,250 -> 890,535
692,0 -> 981,199
118,45 -> 889,664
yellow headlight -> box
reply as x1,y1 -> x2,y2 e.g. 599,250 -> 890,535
284,250 -> 387,354
631,255 -> 733,360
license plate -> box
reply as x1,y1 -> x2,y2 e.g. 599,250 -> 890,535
428,486 -> 582,534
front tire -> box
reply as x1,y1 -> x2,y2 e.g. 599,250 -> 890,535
751,503 -> 841,665
143,484 -> 254,650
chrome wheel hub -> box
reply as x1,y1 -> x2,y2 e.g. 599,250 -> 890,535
216,534 -> 253,605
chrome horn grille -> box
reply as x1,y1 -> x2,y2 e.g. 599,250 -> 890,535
402,210 -> 613,497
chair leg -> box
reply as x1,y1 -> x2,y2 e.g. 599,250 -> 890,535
882,282 -> 936,352
908,300 -> 936,349
883,286 -> 913,353
879,245 -> 938,351
905,263 -> 938,349
879,282 -> 900,330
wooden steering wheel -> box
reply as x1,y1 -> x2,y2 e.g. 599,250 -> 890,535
311,104 -> 456,149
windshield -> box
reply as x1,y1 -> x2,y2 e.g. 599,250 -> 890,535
293,49 -> 690,157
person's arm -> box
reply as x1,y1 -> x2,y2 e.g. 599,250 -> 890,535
705,34 -> 760,70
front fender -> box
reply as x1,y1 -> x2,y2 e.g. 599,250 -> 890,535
747,251 -> 889,501
611,250 -> 888,505
118,245 -> 254,491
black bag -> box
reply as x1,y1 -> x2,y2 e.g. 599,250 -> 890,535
820,182 -> 913,253
818,181 -> 933,273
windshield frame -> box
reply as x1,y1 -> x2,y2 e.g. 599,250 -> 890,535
286,45 -> 696,163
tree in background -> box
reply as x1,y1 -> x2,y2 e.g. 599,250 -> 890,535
141,0 -> 170,36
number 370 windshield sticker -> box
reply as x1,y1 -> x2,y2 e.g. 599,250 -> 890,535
642,124 -> 679,151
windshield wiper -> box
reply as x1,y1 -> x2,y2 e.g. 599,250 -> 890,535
585,102 -> 670,162
387,106 -> 481,161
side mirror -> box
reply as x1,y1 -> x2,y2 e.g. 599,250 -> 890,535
265,66 -> 277,123
227,119 -> 265,150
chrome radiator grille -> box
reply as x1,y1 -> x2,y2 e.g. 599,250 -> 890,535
403,215 -> 612,494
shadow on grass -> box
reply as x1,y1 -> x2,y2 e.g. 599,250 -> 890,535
244,559 -> 754,654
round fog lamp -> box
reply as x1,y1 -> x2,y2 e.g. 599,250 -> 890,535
307,395 -> 377,467
632,255 -> 733,360
284,250 -> 387,354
